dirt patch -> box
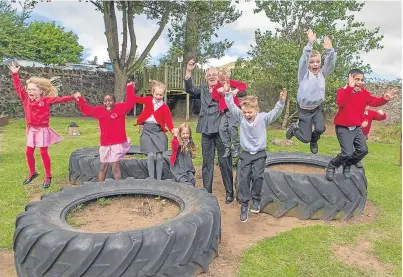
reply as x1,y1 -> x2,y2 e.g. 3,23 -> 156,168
271,138 -> 296,147
267,163 -> 325,174
332,240 -> 395,276
67,195 -> 180,233
0,250 -> 16,277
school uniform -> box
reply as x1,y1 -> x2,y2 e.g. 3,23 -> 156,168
76,83 -> 136,163
225,93 -> 284,207
362,109 -> 387,137
289,41 -> 336,148
184,77 -> 234,200
328,86 -> 389,170
211,80 -> 247,156
170,136 -> 196,186
135,95 -> 174,153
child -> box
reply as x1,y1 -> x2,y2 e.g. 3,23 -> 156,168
8,61 -> 76,188
355,107 -> 387,168
224,82 -> 286,222
170,123 -> 198,186
286,29 -> 337,154
326,70 -> 395,181
212,69 -> 247,158
135,80 -> 178,180
74,82 -> 135,182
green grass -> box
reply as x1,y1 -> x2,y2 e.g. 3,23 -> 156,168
0,117 -> 401,277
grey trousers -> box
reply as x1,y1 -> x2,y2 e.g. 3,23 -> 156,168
237,150 -> 267,207
295,105 -> 326,143
202,133 -> 234,197
329,126 -> 368,168
219,110 -> 240,151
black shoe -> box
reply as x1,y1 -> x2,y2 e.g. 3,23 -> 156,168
23,172 -> 39,185
225,196 -> 234,204
342,165 -> 351,178
286,123 -> 298,140
240,205 -> 249,222
250,201 -> 260,213
222,148 -> 231,158
326,167 -> 335,181
310,141 -> 318,154
355,161 -> 363,168
42,177 -> 52,189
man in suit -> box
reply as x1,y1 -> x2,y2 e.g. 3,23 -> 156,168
184,58 -> 234,203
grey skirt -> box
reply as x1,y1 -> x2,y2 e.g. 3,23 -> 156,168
170,149 -> 196,186
140,122 -> 168,153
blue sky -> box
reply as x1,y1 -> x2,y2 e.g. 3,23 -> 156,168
17,0 -> 402,81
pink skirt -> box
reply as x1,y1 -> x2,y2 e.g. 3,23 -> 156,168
99,138 -> 131,163
26,126 -> 63,148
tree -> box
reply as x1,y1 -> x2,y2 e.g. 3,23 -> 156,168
89,1 -> 172,101
27,21 -> 83,65
0,0 -> 35,60
232,0 -> 384,127
161,1 -> 241,65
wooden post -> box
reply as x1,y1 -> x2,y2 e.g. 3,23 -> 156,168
186,93 -> 190,121
164,64 -> 168,103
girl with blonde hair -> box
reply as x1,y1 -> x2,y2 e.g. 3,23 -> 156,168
8,61 -> 76,188
135,79 -> 178,180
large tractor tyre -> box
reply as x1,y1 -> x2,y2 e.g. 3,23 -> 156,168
260,152 -> 367,220
14,179 -> 221,277
69,146 -> 172,185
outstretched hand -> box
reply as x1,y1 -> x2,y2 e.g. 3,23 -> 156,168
280,88 -> 287,101
307,29 -> 316,42
8,61 -> 20,74
223,82 -> 231,94
323,36 -> 333,49
383,88 -> 397,100
73,92 -> 81,100
127,81 -> 136,87
186,59 -> 196,72
348,74 -> 356,88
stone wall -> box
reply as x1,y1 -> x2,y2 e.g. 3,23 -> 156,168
0,65 -> 401,123
0,65 -> 115,117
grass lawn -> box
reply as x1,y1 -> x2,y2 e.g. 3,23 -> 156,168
0,117 -> 401,277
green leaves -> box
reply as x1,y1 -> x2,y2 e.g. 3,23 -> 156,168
0,0 -> 84,64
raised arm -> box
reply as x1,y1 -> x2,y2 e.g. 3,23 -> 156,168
229,79 -> 247,97
75,96 -> 103,119
262,89 -> 286,126
184,77 -> 202,98
46,95 -> 75,105
171,136 -> 179,152
224,93 -> 243,122
121,82 -> 136,113
367,93 -> 389,107
321,36 -> 336,78
373,110 -> 387,121
11,73 -> 27,101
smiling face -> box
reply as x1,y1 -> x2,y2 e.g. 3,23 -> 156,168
205,69 -> 218,87
103,95 -> 115,110
153,87 -> 164,102
352,74 -> 365,92
308,54 -> 321,75
180,127 -> 190,143
26,83 -> 43,101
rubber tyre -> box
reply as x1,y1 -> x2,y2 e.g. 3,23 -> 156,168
14,179 -> 221,277
260,152 -> 367,220
69,146 -> 172,185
